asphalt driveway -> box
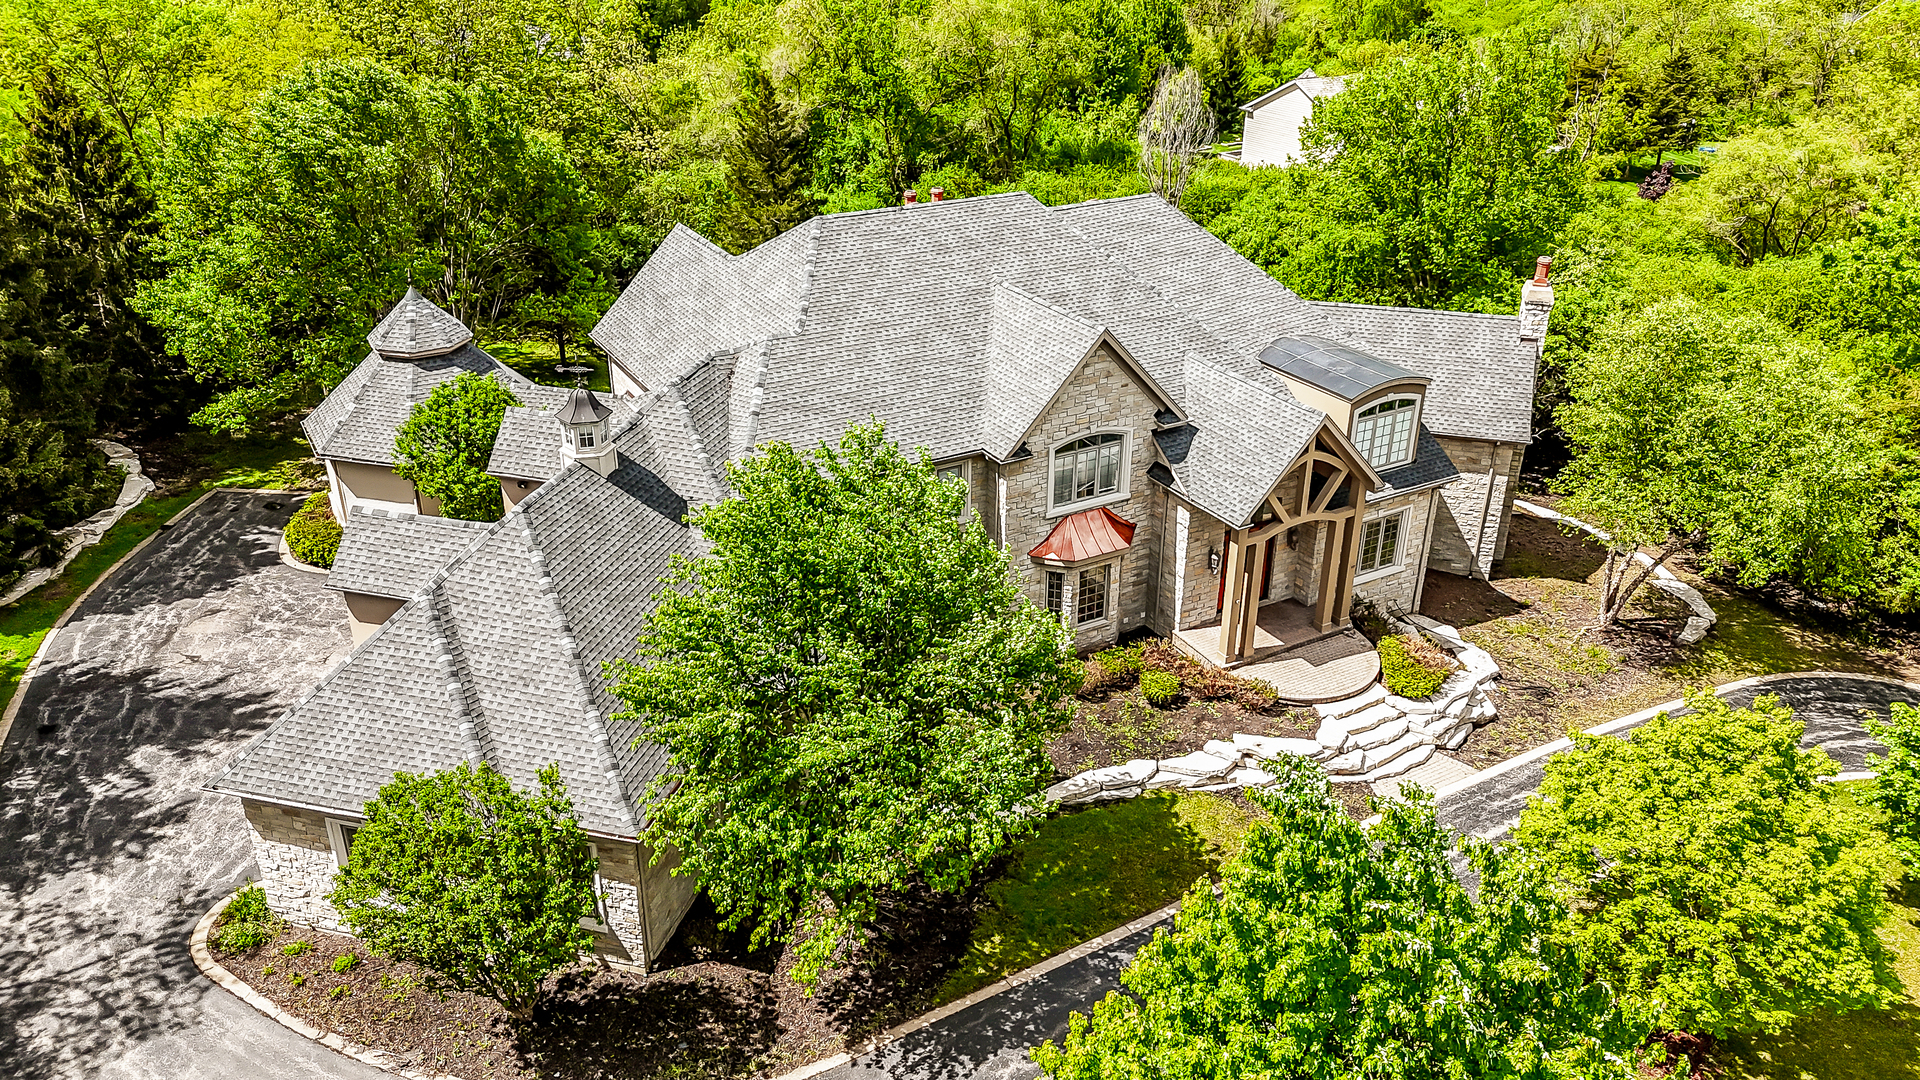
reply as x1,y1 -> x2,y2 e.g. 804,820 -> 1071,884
0,490 -> 382,1080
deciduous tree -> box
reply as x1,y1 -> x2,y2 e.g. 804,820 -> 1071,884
1032,755 -> 1647,1079
1137,65 -> 1214,208
327,762 -> 598,1020
1513,691 -> 1901,1038
608,421 -> 1078,984
1866,701 -> 1920,879
393,372 -> 521,521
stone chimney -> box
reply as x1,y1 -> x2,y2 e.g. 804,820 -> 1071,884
557,387 -> 616,477
1518,256 -> 1554,352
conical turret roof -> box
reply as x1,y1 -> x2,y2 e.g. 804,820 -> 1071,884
557,387 -> 613,425
367,287 -> 474,359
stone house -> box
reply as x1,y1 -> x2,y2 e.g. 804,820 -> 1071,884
1230,69 -> 1348,168
217,190 -> 1549,963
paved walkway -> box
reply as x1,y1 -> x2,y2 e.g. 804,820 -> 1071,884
0,491 -> 381,1080
817,671 -> 1916,1080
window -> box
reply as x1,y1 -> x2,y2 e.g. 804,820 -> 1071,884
576,427 -> 596,450
1046,571 -> 1066,615
1051,433 -> 1125,509
326,818 -> 360,869
1358,514 -> 1403,575
1076,565 -> 1109,624
1351,397 -> 1418,470
937,463 -> 970,520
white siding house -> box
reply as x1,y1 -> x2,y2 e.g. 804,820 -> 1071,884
1234,69 -> 1348,168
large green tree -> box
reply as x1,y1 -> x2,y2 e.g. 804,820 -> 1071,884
327,762 -> 598,1020
1513,691 -> 1900,1039
136,59 -> 601,434
1208,37 -> 1584,306
1553,295 -> 1887,623
1033,755 -> 1647,1079
1866,701 -> 1920,880
609,422 -> 1078,984
392,371 -> 521,522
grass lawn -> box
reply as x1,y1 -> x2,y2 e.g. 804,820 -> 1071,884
1717,900 -> 1920,1079
483,338 -> 613,393
0,431 -> 315,718
933,792 -> 1260,1005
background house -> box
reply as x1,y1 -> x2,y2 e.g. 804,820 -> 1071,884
1232,69 -> 1348,167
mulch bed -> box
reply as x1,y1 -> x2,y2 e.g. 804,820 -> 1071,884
217,885 -> 986,1080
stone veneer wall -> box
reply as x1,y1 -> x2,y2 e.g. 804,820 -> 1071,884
241,798 -> 662,972
1427,437 -> 1523,578
1351,489 -> 1435,616
999,347 -> 1166,652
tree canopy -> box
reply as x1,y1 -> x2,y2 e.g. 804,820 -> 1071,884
328,761 -> 598,1019
1033,755 -> 1648,1079
392,371 -> 522,522
608,421 -> 1078,984
1512,691 -> 1901,1038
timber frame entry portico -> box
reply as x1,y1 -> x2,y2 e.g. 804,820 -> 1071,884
1213,424 -> 1378,664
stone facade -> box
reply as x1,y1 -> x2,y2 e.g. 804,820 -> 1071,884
997,346 -> 1167,653
1427,437 -> 1523,578
241,797 -> 681,973
1352,489 -> 1436,616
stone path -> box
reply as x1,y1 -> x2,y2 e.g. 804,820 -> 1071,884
0,490 -> 380,1080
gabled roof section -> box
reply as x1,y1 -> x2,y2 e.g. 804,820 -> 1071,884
1259,335 -> 1428,401
1369,426 -> 1461,501
489,392 -> 639,482
1029,506 -> 1137,565
303,346 -> 547,466
1312,301 -> 1537,445
326,508 -> 494,600
211,408 -> 707,837
367,288 -> 474,359
1240,69 -> 1348,113
1159,357 -> 1323,526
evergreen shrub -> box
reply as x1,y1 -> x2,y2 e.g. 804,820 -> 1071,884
212,882 -> 281,954
1378,634 -> 1449,699
284,491 -> 341,568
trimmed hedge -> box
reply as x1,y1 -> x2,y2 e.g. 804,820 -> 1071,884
284,491 -> 342,568
1378,633 -> 1449,699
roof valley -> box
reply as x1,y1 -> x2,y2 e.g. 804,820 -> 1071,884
423,582 -> 496,768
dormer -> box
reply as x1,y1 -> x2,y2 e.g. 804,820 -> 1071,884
366,287 -> 474,360
558,387 -> 616,477
1257,335 -> 1430,473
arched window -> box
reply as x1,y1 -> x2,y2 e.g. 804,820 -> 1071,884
1352,397 -> 1418,470
1051,433 -> 1126,508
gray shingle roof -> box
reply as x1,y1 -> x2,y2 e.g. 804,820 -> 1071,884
1369,426 -> 1461,501
1259,335 -> 1428,400
211,411 -> 704,836
980,284 -> 1107,460
303,344 -> 541,466
1241,69 -> 1348,112
326,508 -> 495,600
1311,301 -> 1536,445
367,288 -> 475,358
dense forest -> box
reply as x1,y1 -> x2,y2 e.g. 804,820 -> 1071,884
1,0 -> 1917,613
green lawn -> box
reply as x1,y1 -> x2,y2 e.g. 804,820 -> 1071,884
483,338 -> 613,394
1719,901 -> 1920,1080
934,792 -> 1259,1005
0,432 -> 314,718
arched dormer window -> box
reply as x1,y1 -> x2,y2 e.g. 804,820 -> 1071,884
1352,396 -> 1419,471
1051,432 -> 1127,512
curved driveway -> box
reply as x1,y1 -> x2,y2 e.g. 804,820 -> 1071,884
0,491 -> 382,1080
818,672 -> 1917,1080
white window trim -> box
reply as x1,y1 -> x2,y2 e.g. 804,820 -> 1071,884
325,817 -> 361,869
936,460 -> 972,521
1354,510 -> 1409,584
581,842 -> 610,933
1046,430 -> 1132,518
1352,394 -> 1422,472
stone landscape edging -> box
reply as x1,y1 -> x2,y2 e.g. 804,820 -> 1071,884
0,485 -> 274,762
765,897 -> 1184,1080
278,531 -> 333,575
191,887 -> 473,1080
1512,498 -> 1718,644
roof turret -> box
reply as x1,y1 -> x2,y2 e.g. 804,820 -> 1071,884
367,288 -> 475,359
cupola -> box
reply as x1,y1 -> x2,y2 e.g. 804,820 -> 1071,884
558,387 -> 616,476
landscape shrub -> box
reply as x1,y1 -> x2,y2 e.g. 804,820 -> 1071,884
1378,634 -> 1449,699
331,952 -> 361,973
1139,640 -> 1276,709
211,882 -> 281,954
1080,645 -> 1147,697
282,939 -> 314,956
1094,645 -> 1144,678
283,492 -> 341,568
1866,701 -> 1920,879
1139,670 -> 1181,706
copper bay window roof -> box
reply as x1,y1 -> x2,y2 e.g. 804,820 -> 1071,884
1029,506 -> 1137,565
